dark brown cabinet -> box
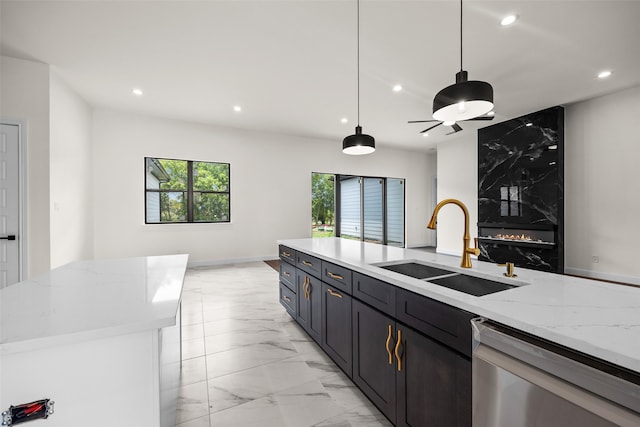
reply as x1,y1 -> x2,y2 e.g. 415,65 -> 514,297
279,259 -> 296,291
353,295 -> 472,426
279,282 -> 296,317
322,283 -> 352,376
297,272 -> 322,343
352,299 -> 397,421
279,245 -> 474,427
396,326 -> 471,427
279,245 -> 296,264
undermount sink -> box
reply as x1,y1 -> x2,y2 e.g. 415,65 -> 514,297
375,261 -> 520,296
428,274 -> 517,297
378,262 -> 455,279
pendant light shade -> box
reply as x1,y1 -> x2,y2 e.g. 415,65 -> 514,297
432,0 -> 494,122
343,0 -> 375,155
432,71 -> 493,122
343,126 -> 375,155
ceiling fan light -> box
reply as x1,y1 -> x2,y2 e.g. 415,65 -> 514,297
433,76 -> 494,122
343,125 -> 375,155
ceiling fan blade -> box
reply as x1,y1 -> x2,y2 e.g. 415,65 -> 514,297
446,123 -> 463,135
465,116 -> 495,121
421,122 -> 443,133
408,119 -> 439,124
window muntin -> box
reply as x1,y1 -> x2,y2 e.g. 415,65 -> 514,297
145,157 -> 230,224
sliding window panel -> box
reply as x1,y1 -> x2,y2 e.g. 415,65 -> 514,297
386,178 -> 405,247
363,178 -> 383,244
339,176 -> 361,239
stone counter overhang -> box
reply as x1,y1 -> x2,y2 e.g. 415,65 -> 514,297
0,254 -> 188,354
278,238 -> 640,373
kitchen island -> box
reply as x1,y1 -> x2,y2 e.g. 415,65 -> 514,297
278,237 -> 640,426
0,254 -> 188,427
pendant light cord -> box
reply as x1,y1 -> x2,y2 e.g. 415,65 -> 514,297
357,0 -> 361,126
460,0 -> 463,72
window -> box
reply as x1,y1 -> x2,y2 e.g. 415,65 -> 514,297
312,173 -> 405,247
311,173 -> 335,237
145,157 -> 230,224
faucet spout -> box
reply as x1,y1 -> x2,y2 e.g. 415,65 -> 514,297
427,198 -> 480,268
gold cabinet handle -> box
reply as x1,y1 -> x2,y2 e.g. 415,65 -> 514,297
327,271 -> 344,280
282,251 -> 291,257
303,277 -> 308,300
304,277 -> 311,300
302,260 -> 313,267
385,324 -> 393,365
283,296 -> 291,302
327,288 -> 343,298
283,271 -> 291,277
395,329 -> 402,372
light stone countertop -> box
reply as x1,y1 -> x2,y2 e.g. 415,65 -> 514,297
0,254 -> 188,354
278,238 -> 640,373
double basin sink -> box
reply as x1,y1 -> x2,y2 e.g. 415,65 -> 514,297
376,261 -> 522,296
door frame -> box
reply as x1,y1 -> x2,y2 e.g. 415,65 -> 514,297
1,118 -> 28,282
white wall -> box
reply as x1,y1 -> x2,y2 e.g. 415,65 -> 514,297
564,85 -> 640,283
435,85 -> 640,282
434,133 -> 478,257
92,109 -> 434,264
0,56 -> 51,277
49,73 -> 94,268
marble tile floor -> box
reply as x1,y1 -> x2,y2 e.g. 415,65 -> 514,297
176,261 -> 391,427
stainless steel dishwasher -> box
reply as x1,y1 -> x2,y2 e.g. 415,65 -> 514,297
472,318 -> 640,427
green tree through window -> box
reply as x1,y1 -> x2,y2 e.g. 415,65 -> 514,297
145,157 -> 230,223
312,173 -> 335,237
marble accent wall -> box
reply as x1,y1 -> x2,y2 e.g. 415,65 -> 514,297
477,106 -> 564,272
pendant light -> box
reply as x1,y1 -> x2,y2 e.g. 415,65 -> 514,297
432,0 -> 494,122
343,0 -> 375,155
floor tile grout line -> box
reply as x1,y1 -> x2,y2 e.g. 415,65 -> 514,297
199,292 -> 213,427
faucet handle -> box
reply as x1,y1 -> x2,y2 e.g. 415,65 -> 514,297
466,238 -> 481,256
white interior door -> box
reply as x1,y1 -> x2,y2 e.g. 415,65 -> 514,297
0,124 -> 21,287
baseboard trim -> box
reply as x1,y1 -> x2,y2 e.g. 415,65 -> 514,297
407,243 -> 435,249
564,267 -> 640,287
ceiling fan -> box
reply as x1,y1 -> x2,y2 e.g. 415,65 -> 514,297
408,115 -> 494,135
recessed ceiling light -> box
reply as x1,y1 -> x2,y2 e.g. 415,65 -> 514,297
422,133 -> 429,137
132,88 -> 143,96
392,84 -> 403,92
500,15 -> 518,26
597,70 -> 612,79
233,105 -> 242,112
526,123 -> 533,127
341,118 -> 348,124
443,120 -> 456,126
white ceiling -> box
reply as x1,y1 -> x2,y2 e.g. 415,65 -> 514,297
2,0 -> 640,152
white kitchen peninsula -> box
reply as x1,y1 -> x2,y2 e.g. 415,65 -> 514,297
0,254 -> 188,427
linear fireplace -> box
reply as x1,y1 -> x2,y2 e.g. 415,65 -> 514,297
477,106 -> 564,273
478,224 -> 555,248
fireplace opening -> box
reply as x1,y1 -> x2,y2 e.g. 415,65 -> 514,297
478,225 -> 555,248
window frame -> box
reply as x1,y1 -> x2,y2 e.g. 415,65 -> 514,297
318,173 -> 404,247
144,157 -> 231,224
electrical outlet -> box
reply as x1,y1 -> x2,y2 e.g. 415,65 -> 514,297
592,255 -> 600,263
